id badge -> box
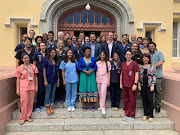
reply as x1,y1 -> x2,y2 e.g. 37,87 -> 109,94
29,77 -> 33,81
118,70 -> 121,73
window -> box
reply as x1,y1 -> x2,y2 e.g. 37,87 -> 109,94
172,22 -> 180,58
145,30 -> 154,41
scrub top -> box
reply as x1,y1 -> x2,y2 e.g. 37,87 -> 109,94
110,61 -> 121,83
118,43 -> 131,62
15,48 -> 35,66
43,59 -> 58,84
96,61 -> 111,84
121,61 -> 140,88
33,52 -> 47,75
46,40 -> 57,51
14,64 -> 38,91
72,47 -> 84,61
60,60 -> 79,83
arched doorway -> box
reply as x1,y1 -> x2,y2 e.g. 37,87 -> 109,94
58,6 -> 116,37
40,0 -> 134,39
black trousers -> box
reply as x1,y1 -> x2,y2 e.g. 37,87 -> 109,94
36,74 -> 45,108
55,70 -> 65,101
110,83 -> 122,108
141,86 -> 154,118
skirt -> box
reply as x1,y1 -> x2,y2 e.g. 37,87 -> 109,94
79,68 -> 98,103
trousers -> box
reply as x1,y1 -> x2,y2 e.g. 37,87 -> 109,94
123,87 -> 137,117
20,90 -> 36,121
97,83 -> 107,111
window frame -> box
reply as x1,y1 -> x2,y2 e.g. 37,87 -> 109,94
172,21 -> 180,58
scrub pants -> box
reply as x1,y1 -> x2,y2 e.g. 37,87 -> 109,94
123,87 -> 137,117
20,90 -> 36,121
36,74 -> 45,108
97,83 -> 107,111
155,78 -> 163,108
141,86 -> 154,118
65,82 -> 78,108
45,83 -> 57,106
110,83 -> 122,108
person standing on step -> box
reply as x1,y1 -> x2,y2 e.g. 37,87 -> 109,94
46,31 -> 57,51
55,40 -> 66,104
60,49 -> 79,112
96,51 -> 111,116
33,42 -> 48,113
15,53 -> 38,125
72,38 -> 84,61
148,42 -> 165,113
78,47 -> 98,112
120,50 -> 140,123
110,52 -> 122,111
43,49 -> 59,115
138,53 -> 156,122
14,33 -> 28,52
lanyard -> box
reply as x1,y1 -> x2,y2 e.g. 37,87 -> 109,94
24,64 -> 32,76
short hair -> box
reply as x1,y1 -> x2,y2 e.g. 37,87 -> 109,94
35,36 -> 43,42
108,32 -> 113,35
65,32 -> 70,35
29,30 -> 35,34
147,41 -> 156,48
122,34 -> 127,38
21,53 -> 29,59
131,41 -> 139,46
58,31 -> 64,35
22,33 -> 27,36
48,31 -> 54,35
90,32 -> 96,36
66,38 -> 71,42
57,39 -> 64,44
42,33 -> 48,37
142,37 -> 149,41
83,46 -> 91,53
79,31 -> 84,34
140,53 -> 151,65
137,37 -> 143,40
24,37 -> 32,42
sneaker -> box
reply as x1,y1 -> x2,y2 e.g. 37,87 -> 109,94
122,116 -> 128,121
71,107 -> 75,112
126,117 -> 134,123
102,110 -> 106,115
98,107 -> 101,111
111,107 -> 115,111
68,107 -> 71,112
35,108 -> 41,113
129,117 -> 135,121
114,107 -> 118,111
40,106 -> 47,110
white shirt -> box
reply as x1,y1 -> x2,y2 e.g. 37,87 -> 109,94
108,41 -> 113,58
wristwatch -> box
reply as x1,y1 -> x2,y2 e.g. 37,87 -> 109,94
134,83 -> 137,85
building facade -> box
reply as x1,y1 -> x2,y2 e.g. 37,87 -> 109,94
1,0 -> 180,68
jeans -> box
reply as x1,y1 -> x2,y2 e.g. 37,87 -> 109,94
45,83 -> 57,106
65,82 -> 78,108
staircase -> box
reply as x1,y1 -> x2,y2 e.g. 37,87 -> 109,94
4,93 -> 179,135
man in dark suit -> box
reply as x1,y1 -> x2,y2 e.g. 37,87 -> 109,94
102,32 -> 119,62
84,32 -> 102,61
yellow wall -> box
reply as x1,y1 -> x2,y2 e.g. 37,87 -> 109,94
0,0 -> 180,69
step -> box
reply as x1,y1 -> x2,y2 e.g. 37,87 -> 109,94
12,108 -> 168,119
6,118 -> 174,132
4,130 -> 180,135
17,99 -> 143,109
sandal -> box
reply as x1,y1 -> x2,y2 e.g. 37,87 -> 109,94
19,120 -> 25,125
27,119 -> 33,122
142,116 -> 147,121
148,118 -> 153,123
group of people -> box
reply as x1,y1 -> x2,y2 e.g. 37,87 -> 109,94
14,30 -> 165,125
